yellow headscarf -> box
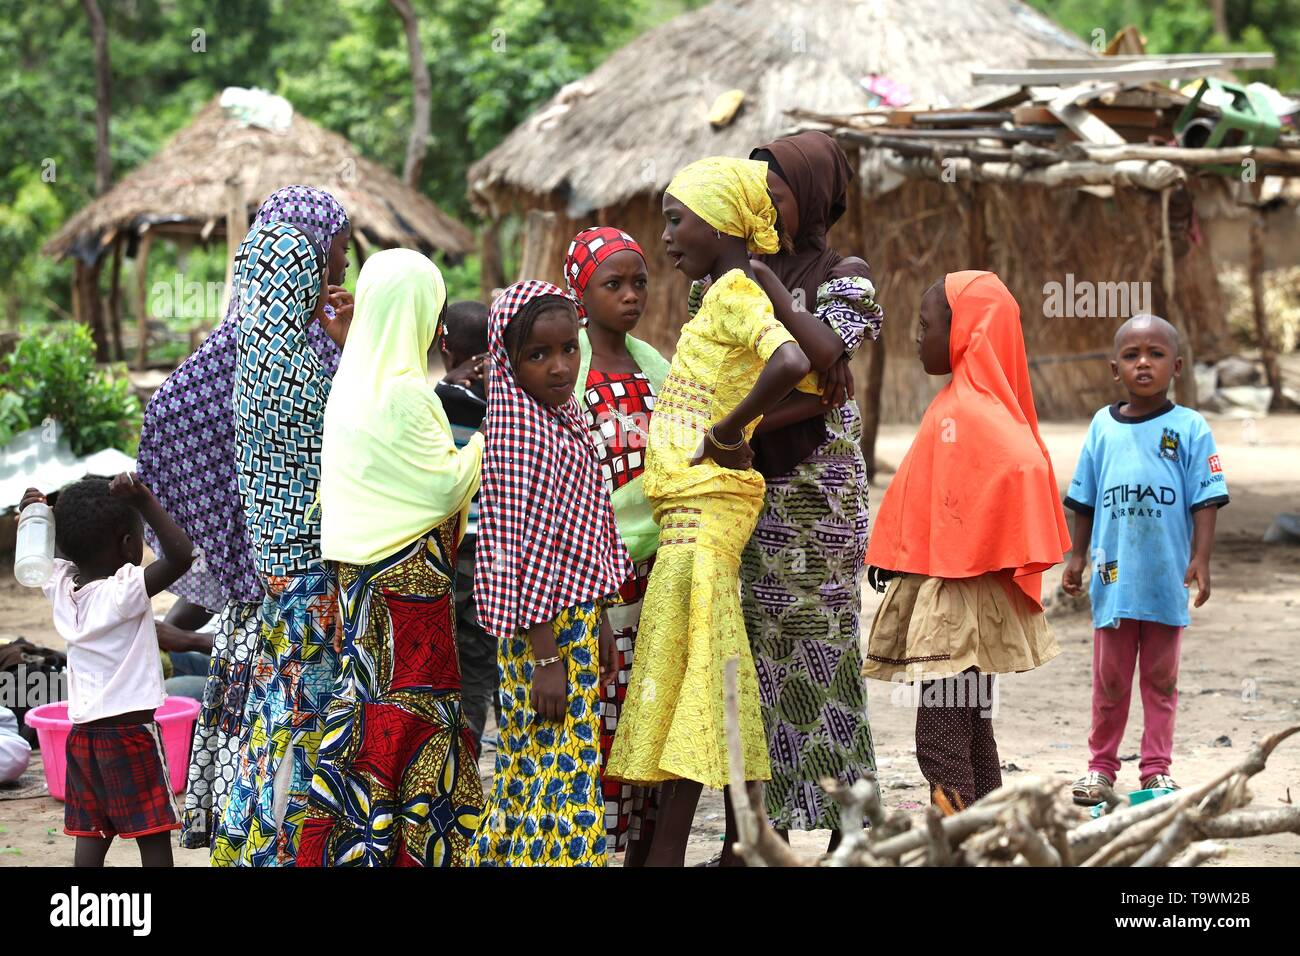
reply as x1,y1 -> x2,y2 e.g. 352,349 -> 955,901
665,156 -> 780,255
320,249 -> 483,566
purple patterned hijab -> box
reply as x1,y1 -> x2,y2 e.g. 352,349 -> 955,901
136,186 -> 350,611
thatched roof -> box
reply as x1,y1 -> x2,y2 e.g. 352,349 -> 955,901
468,0 -> 1088,216
45,97 -> 474,263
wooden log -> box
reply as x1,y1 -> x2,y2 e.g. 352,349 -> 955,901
1080,143 -> 1300,169
73,259 -> 110,361
883,154 -> 1186,190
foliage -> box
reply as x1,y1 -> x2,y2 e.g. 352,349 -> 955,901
0,325 -> 142,456
1027,0 -> 1300,90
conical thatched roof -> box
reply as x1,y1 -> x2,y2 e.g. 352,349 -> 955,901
46,97 -> 474,263
468,0 -> 1088,217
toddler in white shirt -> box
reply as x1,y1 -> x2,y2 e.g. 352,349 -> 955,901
21,472 -> 194,867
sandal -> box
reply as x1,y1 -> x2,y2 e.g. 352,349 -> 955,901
1141,773 -> 1179,791
1071,771 -> 1115,807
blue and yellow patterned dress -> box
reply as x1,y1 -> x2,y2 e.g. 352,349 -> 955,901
468,601 -> 608,866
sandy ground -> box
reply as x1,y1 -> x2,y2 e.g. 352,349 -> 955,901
1,414 -> 1297,867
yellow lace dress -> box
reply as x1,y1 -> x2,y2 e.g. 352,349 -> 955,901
607,269 -> 810,790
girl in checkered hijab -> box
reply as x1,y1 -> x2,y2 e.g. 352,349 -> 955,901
468,280 -> 631,867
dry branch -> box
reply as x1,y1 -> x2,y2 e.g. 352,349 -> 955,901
721,722 -> 1299,867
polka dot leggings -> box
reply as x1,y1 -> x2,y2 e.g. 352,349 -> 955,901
914,668 -> 1001,810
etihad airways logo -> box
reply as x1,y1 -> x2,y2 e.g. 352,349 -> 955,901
1102,483 -> 1176,519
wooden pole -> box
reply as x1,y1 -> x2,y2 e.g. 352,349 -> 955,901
861,333 -> 886,483
479,219 -> 506,302
1249,207 -> 1284,410
107,235 -> 124,361
1159,188 -> 1197,408
517,209 -> 558,282
134,230 -> 154,370
73,259 -> 110,361
965,184 -> 987,271
220,177 -> 247,322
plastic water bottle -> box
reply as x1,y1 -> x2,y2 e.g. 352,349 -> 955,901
14,502 -> 55,587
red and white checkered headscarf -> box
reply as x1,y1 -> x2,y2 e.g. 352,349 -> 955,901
473,279 -> 632,639
564,226 -> 644,319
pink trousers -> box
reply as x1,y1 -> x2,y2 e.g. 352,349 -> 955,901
1088,618 -> 1183,780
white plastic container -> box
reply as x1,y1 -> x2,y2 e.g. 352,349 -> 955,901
14,502 -> 55,587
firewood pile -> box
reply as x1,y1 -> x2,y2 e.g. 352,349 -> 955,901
722,660 -> 1300,867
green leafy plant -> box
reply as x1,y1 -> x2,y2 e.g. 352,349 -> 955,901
0,324 -> 141,456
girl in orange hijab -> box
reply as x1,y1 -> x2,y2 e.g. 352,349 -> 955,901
864,271 -> 1070,811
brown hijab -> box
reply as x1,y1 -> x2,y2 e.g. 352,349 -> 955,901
749,130 -> 866,478
752,130 -> 859,308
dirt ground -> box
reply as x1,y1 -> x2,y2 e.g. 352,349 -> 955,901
1,414 -> 1297,867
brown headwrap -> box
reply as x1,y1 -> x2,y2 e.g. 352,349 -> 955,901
752,130 -> 859,309
749,130 -> 867,478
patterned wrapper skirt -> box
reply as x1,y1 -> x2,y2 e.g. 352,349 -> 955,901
296,522 -> 484,866
178,600 -> 262,850
211,569 -> 341,867
741,401 -> 877,831
468,602 -> 608,867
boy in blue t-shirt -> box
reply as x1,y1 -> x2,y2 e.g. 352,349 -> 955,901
1061,314 -> 1228,806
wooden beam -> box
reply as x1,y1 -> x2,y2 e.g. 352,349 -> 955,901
133,231 -> 154,371
1047,87 -> 1126,146
885,154 -> 1186,190
974,60 -> 1225,86
1027,53 -> 1276,71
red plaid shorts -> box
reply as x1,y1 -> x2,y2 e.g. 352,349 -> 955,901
64,723 -> 181,840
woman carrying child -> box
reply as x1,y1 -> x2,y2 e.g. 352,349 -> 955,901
294,249 -> 485,866
863,272 -> 1070,811
211,220 -> 342,867
606,157 -> 814,866
739,130 -> 883,847
467,281 -> 631,867
564,226 -> 670,865
135,185 -> 351,850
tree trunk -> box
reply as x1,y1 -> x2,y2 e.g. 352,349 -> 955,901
1210,0 -> 1230,40
389,0 -> 431,190
82,0 -> 112,196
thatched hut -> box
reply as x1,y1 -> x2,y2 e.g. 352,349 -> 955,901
469,0 -> 1088,414
45,93 -> 473,365
468,0 -> 1238,462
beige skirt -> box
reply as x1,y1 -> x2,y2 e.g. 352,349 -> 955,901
863,572 -> 1059,683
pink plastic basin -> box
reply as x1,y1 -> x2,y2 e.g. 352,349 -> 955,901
23,697 -> 201,801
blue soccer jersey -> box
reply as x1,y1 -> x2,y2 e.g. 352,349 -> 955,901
1064,401 -> 1229,629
